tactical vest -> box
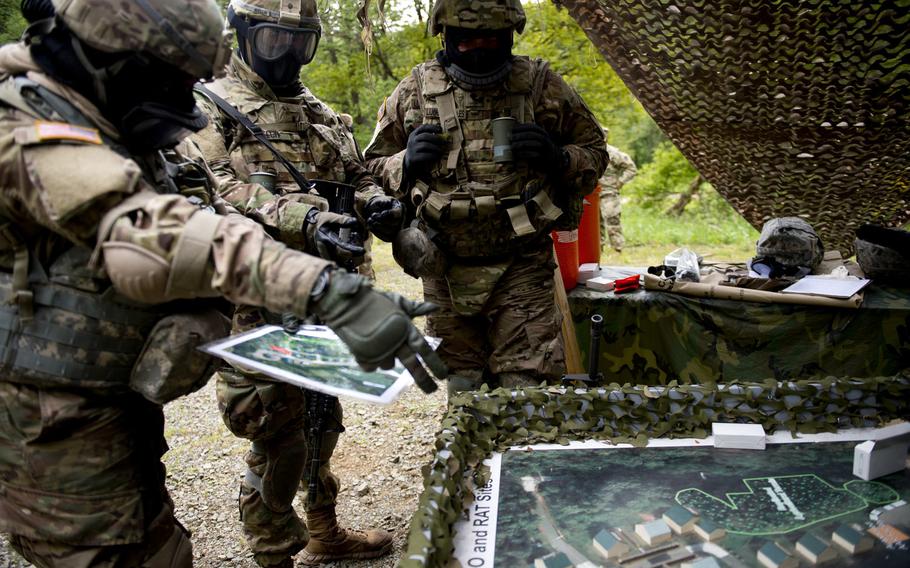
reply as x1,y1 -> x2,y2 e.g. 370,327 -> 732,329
203,78 -> 349,191
0,75 -> 222,395
412,56 -> 563,259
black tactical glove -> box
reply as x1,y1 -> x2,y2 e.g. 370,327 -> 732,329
403,124 -> 447,179
304,208 -> 365,266
365,195 -> 404,242
511,123 -> 568,174
310,270 -> 447,393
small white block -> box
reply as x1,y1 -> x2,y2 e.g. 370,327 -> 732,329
854,440 -> 908,480
712,423 -> 766,450
586,276 -> 615,291
578,263 -> 602,284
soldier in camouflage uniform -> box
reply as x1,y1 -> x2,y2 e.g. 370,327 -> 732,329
0,1 -> 444,566
188,1 -> 404,566
364,0 -> 608,394
599,140 -> 637,252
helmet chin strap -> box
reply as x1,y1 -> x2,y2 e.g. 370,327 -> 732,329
68,35 -> 129,106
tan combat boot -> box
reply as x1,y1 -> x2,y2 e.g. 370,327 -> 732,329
297,506 -> 393,565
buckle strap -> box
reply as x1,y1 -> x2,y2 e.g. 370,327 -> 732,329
30,286 -> 159,326
435,91 -> 465,181
165,211 -> 222,299
0,308 -> 145,353
0,223 -> 33,322
10,348 -> 132,384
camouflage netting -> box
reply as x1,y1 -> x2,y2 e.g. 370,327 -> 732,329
560,0 -> 910,255
401,376 -> 910,567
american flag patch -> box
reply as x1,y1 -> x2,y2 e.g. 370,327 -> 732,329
34,121 -> 102,145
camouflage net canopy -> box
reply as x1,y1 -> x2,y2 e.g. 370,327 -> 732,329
561,0 -> 910,255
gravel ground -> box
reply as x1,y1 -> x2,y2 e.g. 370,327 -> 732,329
1,242 -> 450,567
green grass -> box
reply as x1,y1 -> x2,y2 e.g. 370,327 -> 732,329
601,200 -> 759,267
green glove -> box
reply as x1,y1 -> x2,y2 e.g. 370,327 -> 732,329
310,269 -> 447,393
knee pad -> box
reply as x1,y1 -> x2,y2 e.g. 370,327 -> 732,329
250,433 -> 308,513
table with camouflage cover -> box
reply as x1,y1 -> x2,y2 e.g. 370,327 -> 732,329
569,283 -> 910,385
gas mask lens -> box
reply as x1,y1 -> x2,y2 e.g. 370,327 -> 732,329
250,22 -> 320,64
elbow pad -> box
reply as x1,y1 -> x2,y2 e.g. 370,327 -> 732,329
97,194 -> 224,303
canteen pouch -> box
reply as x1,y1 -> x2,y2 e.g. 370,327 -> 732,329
129,308 -> 231,404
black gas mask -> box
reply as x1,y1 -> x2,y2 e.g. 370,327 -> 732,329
440,26 -> 514,89
228,6 -> 321,92
30,20 -> 207,152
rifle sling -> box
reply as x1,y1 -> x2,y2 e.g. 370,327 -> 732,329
195,83 -> 312,193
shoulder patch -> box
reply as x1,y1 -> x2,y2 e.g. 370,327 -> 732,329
15,121 -> 103,146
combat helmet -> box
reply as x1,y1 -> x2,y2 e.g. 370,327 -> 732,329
755,217 -> 825,270
229,0 -> 320,27
855,224 -> 910,284
51,0 -> 232,80
429,0 -> 526,36
227,0 -> 322,85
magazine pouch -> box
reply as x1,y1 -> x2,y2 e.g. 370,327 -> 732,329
129,308 -> 231,404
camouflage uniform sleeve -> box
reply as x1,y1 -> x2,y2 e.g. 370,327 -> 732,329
535,68 -> 609,199
615,150 -> 638,186
105,192 -> 330,316
363,75 -> 417,200
190,94 -> 312,250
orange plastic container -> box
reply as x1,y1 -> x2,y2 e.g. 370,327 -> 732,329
577,185 -> 601,265
551,229 -> 579,291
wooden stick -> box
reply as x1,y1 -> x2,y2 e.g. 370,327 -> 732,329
553,246 -> 584,374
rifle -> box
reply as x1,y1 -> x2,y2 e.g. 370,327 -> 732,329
299,179 -> 359,507
278,312 -> 346,508
311,179 -> 362,272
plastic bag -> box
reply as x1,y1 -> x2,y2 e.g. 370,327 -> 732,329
664,247 -> 701,282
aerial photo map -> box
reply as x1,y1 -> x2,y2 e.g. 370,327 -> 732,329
203,325 -> 414,404
457,438 -> 910,568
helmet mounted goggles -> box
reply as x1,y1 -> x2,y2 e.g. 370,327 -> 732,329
228,7 -> 321,65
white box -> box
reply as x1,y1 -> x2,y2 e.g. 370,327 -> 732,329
578,263 -> 602,284
854,440 -> 908,481
712,423 -> 766,450
586,276 -> 615,292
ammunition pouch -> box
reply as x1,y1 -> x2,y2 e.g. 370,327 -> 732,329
129,308 -> 231,404
418,179 -> 562,259
392,224 -> 448,279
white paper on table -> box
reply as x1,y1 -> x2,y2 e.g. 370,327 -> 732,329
780,275 -> 871,299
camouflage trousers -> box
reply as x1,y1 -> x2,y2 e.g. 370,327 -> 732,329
214,369 -> 342,567
599,186 -> 624,251
423,246 -> 566,394
0,383 -> 191,568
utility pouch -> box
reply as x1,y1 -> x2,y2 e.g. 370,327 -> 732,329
444,260 -> 510,316
129,308 -> 230,404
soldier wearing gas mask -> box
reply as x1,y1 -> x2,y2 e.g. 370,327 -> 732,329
188,1 -> 404,566
365,0 -> 607,395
